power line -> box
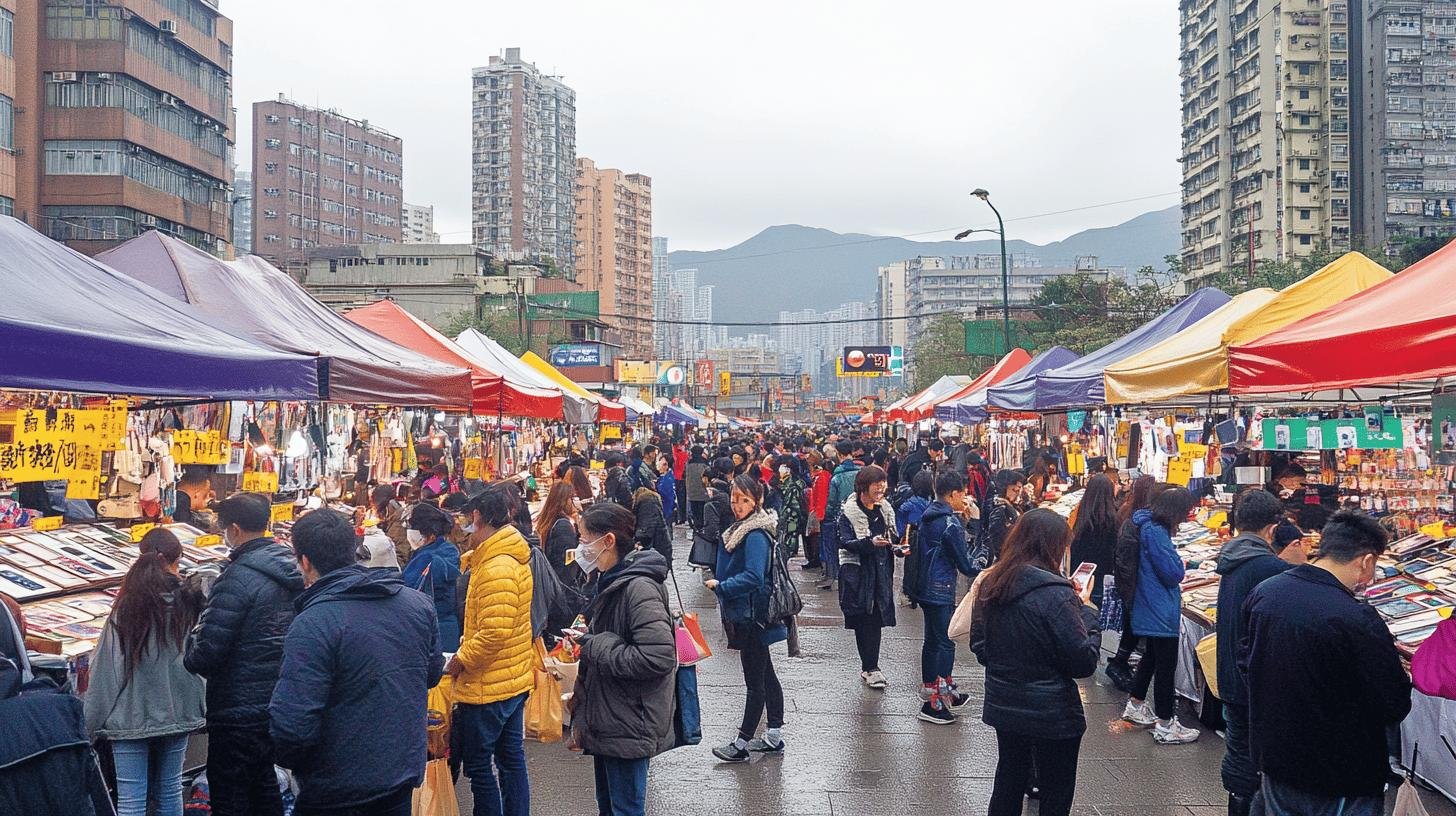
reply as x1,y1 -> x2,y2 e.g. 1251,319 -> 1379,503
502,299 -> 964,327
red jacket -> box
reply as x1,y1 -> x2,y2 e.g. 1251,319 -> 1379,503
808,469 -> 830,520
672,447 -> 688,479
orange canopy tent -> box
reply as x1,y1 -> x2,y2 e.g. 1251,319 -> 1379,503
345,300 -> 563,419
918,348 -> 1033,422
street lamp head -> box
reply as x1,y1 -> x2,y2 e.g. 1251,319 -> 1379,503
971,188 -> 990,200
953,229 -> 973,240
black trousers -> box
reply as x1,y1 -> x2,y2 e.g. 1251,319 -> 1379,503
988,729 -> 1081,816
689,500 -> 705,531
1221,702 -> 1259,798
1129,635 -> 1180,721
207,723 -> 284,816
738,638 -> 784,741
1113,601 -> 1140,662
852,621 -> 883,673
803,531 -> 822,568
674,479 -> 688,522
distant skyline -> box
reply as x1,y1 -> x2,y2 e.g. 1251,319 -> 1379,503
230,1 -> 1179,251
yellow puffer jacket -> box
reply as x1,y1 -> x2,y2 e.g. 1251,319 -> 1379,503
453,525 -> 535,705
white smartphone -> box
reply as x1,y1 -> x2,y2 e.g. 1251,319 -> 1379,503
1071,562 -> 1096,595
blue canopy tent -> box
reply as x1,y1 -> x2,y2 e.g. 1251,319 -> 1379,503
0,216 -> 318,400
655,404 -> 700,427
945,346 -> 1079,421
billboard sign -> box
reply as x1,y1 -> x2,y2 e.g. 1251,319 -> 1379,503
615,360 -> 688,385
695,360 -> 715,389
550,344 -> 601,367
840,346 -> 903,377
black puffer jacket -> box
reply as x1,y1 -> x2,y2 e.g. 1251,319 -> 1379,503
1112,518 -> 1140,604
572,549 -> 677,760
184,537 -> 305,726
983,497 -> 1020,564
970,565 -> 1101,740
701,488 -> 733,547
633,490 -> 672,563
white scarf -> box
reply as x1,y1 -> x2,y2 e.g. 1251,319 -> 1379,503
723,509 -> 778,552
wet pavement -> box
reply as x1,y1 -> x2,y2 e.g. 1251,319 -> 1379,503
458,527 -> 1456,815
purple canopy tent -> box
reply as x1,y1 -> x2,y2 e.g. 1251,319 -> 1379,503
0,217 -> 318,400
98,231 -> 474,407
961,346 -> 1081,418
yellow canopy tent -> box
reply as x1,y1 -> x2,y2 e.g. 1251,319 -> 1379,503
520,351 -> 628,422
1104,252 -> 1393,405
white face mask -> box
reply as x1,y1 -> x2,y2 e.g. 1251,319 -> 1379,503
407,529 -> 426,550
461,520 -> 477,535
574,534 -> 607,575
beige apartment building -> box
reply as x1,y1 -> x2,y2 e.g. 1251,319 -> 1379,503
1179,0 -> 1353,290
575,157 -> 653,359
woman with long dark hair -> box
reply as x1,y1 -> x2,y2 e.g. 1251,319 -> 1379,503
565,465 -> 596,506
706,475 -> 789,761
1122,486 -> 1199,744
1069,473 -> 1119,608
1106,475 -> 1159,689
971,509 -> 1100,816
85,528 -> 206,816
536,480 -> 582,589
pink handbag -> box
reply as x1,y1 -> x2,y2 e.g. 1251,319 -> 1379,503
1411,617 -> 1456,700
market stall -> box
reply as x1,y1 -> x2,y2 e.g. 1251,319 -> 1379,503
98,232 -> 476,408
345,299 -> 563,419
519,351 -> 627,423
454,329 -> 597,424
888,375 -> 974,423
1105,252 -> 1393,405
983,346 -> 1082,413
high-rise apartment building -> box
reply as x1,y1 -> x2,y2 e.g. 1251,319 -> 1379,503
662,267 -> 716,363
775,301 -> 873,394
251,95 -> 402,270
575,157 -> 653,359
1,0 -> 15,218
1178,0 -> 1355,290
6,0 -> 235,255
652,236 -> 670,357
1352,1 -> 1456,246
471,48 -> 576,274
876,260 -> 910,350
232,169 -> 251,254
402,202 -> 439,244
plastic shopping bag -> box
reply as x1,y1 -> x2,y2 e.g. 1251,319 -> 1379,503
674,611 -> 713,665
948,571 -> 987,640
425,675 -> 454,759
1393,778 -> 1432,816
524,638 -> 563,743
411,758 -> 460,816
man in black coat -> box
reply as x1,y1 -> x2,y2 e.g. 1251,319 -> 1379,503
1213,489 -> 1297,816
1239,511 -> 1411,816
185,493 -> 305,816
270,509 -> 443,816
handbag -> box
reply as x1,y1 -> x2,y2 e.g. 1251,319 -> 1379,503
687,532 -> 717,569
425,675 -> 453,758
524,638 -> 563,743
1099,575 -> 1125,633
762,533 -> 803,625
671,664 -> 702,748
948,570 -> 986,640
410,758 -> 460,816
666,566 -> 712,665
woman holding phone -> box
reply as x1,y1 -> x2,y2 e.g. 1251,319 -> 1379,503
970,509 -> 1101,816
834,464 -> 899,690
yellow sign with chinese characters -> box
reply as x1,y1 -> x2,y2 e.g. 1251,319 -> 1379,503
0,408 -> 107,487
1166,457 -> 1193,487
242,471 -> 279,494
171,429 -> 229,465
270,503 -> 295,524
31,516 -> 63,532
463,458 -> 483,480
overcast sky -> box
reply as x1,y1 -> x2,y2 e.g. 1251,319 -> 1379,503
231,1 -> 1180,252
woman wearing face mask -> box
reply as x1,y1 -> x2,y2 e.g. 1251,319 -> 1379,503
567,503 -> 677,816
835,464 -> 899,690
705,475 -> 789,762
401,503 -> 462,652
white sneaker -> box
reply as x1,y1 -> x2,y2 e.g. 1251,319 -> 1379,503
862,670 -> 888,689
1121,699 -> 1157,727
1153,717 -> 1200,744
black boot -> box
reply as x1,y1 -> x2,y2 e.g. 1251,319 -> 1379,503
1227,793 -> 1251,816
1106,659 -> 1134,693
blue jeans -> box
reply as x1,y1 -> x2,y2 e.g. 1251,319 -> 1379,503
1261,776 -> 1381,816
112,734 -> 189,816
822,518 -> 840,581
919,603 -> 954,684
592,755 -> 648,816
456,694 -> 530,816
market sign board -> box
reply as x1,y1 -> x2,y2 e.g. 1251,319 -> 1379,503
0,408 -> 108,488
839,346 -> 903,377
695,360 -> 715,389
615,360 -> 687,386
1259,414 -> 1404,451
550,344 -> 602,368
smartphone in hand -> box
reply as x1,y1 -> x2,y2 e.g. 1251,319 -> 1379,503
1070,562 -> 1096,598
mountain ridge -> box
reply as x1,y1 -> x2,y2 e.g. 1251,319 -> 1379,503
667,205 -> 1179,323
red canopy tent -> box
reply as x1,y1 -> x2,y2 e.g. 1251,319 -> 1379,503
910,348 -> 1033,421
345,300 -> 563,419
1229,240 -> 1456,394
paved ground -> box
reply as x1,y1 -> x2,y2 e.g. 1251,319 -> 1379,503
458,526 -> 1456,815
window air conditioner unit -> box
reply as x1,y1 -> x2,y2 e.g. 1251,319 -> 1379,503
137,214 -> 157,227
96,73 -> 113,82
159,19 -> 178,35
52,72 -> 79,83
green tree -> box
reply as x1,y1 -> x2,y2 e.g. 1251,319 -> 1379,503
435,303 -> 527,356
907,313 -> 996,392
1022,269 -> 1179,355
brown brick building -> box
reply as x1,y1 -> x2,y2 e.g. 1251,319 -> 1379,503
250,95 -> 402,271
3,0 -> 235,256
575,157 -> 652,360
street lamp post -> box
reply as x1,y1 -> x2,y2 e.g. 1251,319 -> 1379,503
955,188 -> 1011,354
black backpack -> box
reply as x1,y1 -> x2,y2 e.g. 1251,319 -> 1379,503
899,520 -> 923,603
